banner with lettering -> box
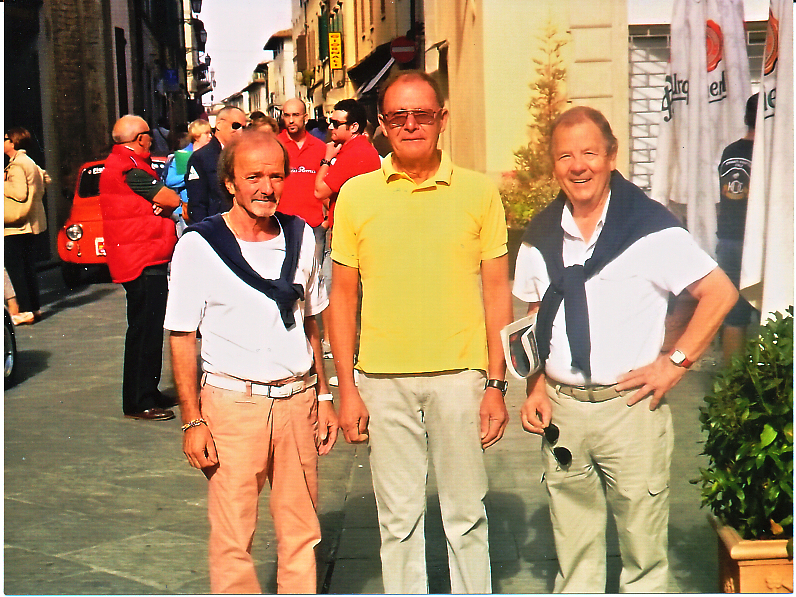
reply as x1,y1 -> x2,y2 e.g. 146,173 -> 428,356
650,0 -> 750,256
739,0 -> 793,321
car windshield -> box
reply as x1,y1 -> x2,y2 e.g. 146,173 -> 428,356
77,164 -> 104,198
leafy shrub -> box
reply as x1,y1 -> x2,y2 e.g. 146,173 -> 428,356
501,22 -> 566,230
500,172 -> 559,229
695,307 -> 793,540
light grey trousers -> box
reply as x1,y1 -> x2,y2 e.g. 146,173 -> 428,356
543,382 -> 674,593
358,369 -> 492,594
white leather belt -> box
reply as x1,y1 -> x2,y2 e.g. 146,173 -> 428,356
202,372 -> 317,398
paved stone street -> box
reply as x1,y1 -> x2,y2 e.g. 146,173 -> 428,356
5,266 -> 722,594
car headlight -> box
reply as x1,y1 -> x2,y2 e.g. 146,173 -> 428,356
65,224 -> 83,241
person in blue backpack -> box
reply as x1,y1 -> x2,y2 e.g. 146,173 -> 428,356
165,129 -> 338,593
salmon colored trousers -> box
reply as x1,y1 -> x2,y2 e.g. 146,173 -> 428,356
200,382 -> 321,594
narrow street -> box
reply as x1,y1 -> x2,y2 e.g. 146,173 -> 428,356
5,265 -> 721,593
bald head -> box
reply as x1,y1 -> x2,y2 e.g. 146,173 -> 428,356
214,106 -> 247,147
112,115 -> 148,144
282,98 -> 308,138
112,115 -> 151,154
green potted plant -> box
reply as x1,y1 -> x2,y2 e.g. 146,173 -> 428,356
695,307 -> 793,593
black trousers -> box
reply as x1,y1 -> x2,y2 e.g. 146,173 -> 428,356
121,264 -> 169,414
5,233 -> 41,313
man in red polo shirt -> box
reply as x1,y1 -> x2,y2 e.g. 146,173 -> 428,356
277,98 -> 328,263
314,98 -> 381,231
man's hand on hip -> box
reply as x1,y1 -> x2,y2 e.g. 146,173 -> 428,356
183,424 -> 218,469
338,385 -> 370,444
616,353 -> 687,410
480,388 -> 509,449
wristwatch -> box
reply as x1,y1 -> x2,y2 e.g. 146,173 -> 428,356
669,349 -> 694,368
320,158 -> 332,166
485,379 -> 509,396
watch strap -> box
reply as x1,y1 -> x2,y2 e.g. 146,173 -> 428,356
485,378 -> 508,396
669,349 -> 694,368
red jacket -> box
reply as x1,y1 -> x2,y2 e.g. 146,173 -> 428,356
99,144 -> 177,283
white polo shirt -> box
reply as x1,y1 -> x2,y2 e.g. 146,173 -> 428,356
512,195 -> 716,385
164,220 -> 327,383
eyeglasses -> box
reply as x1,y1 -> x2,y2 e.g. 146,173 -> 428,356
380,109 -> 441,128
136,130 -> 153,139
329,119 -> 348,129
543,423 -> 572,467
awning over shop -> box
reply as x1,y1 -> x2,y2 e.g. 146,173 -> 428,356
348,42 -> 394,98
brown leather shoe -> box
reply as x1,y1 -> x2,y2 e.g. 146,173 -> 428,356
124,408 -> 175,421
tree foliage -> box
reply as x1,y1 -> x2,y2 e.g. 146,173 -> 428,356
694,308 -> 794,540
502,23 -> 568,229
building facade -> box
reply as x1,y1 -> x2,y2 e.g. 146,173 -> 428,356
6,0 -> 197,256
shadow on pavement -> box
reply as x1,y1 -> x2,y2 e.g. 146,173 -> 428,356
7,349 -> 51,388
43,286 -> 117,316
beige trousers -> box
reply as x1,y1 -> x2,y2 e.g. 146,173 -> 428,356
358,369 -> 491,594
543,383 -> 674,593
201,383 -> 321,594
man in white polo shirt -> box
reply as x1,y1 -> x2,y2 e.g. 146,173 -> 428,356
513,106 -> 736,592
165,129 -> 338,594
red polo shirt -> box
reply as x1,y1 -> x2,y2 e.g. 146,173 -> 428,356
323,134 -> 381,228
277,130 -> 327,227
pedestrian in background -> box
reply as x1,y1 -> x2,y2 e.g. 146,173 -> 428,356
185,106 -> 247,222
314,97 -> 381,323
328,71 -> 513,593
4,127 -> 49,325
99,115 -> 181,421
716,93 -> 759,364
248,110 -> 279,134
166,129 -> 337,593
513,106 -> 737,592
277,98 -> 328,265
164,118 -> 213,232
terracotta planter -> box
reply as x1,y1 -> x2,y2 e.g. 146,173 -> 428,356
708,513 -> 793,593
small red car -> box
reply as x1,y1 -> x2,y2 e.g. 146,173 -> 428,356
57,157 -> 166,288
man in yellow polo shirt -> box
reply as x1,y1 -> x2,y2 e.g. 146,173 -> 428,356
328,70 -> 513,594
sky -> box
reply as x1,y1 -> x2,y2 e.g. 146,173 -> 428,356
200,0 -> 771,104
200,0 -> 292,102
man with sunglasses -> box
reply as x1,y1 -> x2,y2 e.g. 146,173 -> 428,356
328,71 -> 513,593
314,98 -> 380,233
185,106 -> 247,222
99,114 -> 181,420
513,106 -> 737,592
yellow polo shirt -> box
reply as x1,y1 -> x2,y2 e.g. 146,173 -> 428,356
331,151 -> 508,374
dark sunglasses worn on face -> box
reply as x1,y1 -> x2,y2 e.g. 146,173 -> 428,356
543,423 -> 572,467
231,121 -> 244,130
329,119 -> 348,129
381,109 -> 441,128
115,130 -> 151,144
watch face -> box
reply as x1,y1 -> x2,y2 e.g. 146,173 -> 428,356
671,350 -> 686,365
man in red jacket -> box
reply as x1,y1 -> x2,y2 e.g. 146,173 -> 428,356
277,98 -> 327,264
99,115 -> 181,420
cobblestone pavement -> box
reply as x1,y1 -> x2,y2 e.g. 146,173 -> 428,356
5,267 -> 721,593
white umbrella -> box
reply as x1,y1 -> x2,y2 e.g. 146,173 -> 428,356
739,0 -> 794,321
651,0 -> 751,257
